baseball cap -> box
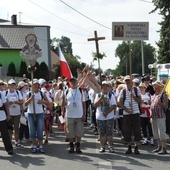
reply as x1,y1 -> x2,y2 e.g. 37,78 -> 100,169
133,78 -> 140,84
8,79 -> 16,84
102,81 -> 109,86
39,78 -> 47,86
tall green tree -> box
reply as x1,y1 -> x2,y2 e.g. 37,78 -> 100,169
151,0 -> 170,63
114,41 -> 156,76
7,62 -> 16,76
51,36 -> 73,56
39,62 -> 49,80
19,61 -> 27,77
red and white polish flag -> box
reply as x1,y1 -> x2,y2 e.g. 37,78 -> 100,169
58,46 -> 73,81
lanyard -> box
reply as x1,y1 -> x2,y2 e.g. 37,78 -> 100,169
71,89 -> 77,102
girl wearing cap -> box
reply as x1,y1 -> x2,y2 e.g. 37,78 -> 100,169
18,81 -> 30,143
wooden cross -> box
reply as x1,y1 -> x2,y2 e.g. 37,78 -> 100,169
88,30 -> 105,54
88,30 -> 105,84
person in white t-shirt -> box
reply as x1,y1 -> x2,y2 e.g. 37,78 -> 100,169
64,77 -> 86,154
25,79 -> 49,153
139,83 -> 154,146
0,80 -> 13,155
94,81 -> 117,153
18,81 -> 30,143
118,75 -> 142,154
6,79 -> 23,147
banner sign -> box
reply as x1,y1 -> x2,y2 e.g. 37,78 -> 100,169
112,22 -> 149,40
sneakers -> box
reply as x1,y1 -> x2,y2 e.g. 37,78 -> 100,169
134,146 -> 140,154
99,147 -> 105,153
152,147 -> 162,153
108,146 -> 115,153
15,142 -> 24,148
90,124 -> 95,128
125,146 -> 132,154
39,147 -> 45,153
158,148 -> 168,155
142,139 -> 148,145
150,139 -> 154,146
31,146 -> 37,154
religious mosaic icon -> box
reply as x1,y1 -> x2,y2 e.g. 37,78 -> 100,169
20,34 -> 42,66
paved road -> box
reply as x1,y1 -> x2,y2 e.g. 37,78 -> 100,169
0,122 -> 170,170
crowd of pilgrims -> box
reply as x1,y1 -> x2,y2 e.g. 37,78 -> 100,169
0,68 -> 169,155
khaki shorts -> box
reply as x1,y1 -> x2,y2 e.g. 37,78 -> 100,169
66,118 -> 84,138
9,115 -> 21,135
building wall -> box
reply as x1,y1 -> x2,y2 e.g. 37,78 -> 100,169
0,49 -> 27,73
34,26 -> 51,71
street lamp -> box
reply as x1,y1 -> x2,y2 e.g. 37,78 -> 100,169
148,64 -> 153,75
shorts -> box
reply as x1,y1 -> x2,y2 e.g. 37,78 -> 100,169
9,115 -> 21,135
66,118 -> 84,138
123,114 -> 142,142
97,118 -> 114,136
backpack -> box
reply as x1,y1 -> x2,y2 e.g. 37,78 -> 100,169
65,88 -> 82,96
0,92 -> 5,110
28,90 -> 45,110
122,87 -> 141,113
28,90 -> 44,99
122,87 -> 138,102
5,90 -> 20,99
98,92 -> 113,100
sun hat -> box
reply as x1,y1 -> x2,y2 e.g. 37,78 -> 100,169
139,83 -> 146,88
152,81 -> 164,87
0,80 -> 4,84
8,79 -> 16,84
18,81 -> 27,88
124,75 -> 131,81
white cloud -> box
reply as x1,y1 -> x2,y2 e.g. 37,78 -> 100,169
0,0 -> 161,71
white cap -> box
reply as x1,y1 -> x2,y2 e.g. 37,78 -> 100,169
8,79 -> 16,84
102,81 -> 109,86
33,79 -> 39,85
38,78 -> 47,86
133,78 -> 139,84
18,81 -> 27,88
